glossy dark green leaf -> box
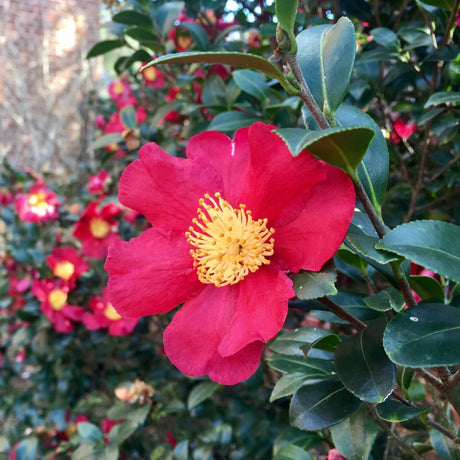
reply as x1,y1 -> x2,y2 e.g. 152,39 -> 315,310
335,318 -> 395,403
187,381 -> 220,409
273,444 -> 313,460
424,91 -> 460,107
384,303 -> 460,367
125,26 -> 159,45
270,327 -> 334,356
296,17 -> 356,113
270,372 -> 313,402
376,220 -> 460,283
179,22 -> 210,51
290,377 -> 364,431
273,427 -> 323,455
309,334 -> 342,353
292,260 -> 337,300
330,407 -> 379,460
86,40 -> 125,58
78,422 -> 103,443
335,105 -> 389,211
275,126 -> 374,178
429,428 -> 460,460
208,111 -> 261,132
417,0 -> 454,10
108,421 -> 137,445
376,399 -> 430,422
409,275 -> 445,301
275,0 -> 298,54
267,354 -> 334,374
364,286 -> 405,312
112,10 -> 152,27
88,133 -> 123,151
153,1 -> 184,37
232,69 -> 269,101
370,27 -> 399,48
120,105 -> 137,129
142,52 -> 298,93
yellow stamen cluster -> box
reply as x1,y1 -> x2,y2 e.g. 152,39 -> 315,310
89,217 -> 110,239
186,193 -> 274,287
48,288 -> 68,311
104,303 -> 122,321
143,67 -> 157,81
54,261 -> 75,281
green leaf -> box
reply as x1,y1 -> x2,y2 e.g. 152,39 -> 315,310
296,17 -> 356,113
290,377 -> 364,431
153,1 -> 184,37
124,27 -> 160,49
376,399 -> 430,422
429,428 -> 460,460
384,303 -> 460,367
187,381 -> 220,410
270,372 -> 313,402
208,112 -> 261,132
142,52 -> 299,94
274,126 -> 374,178
370,27 -> 399,48
417,0 -> 454,10
179,22 -> 210,51
120,105 -> 137,129
78,422 -> 103,443
291,260 -> 337,300
330,407 -> 379,460
108,421 -> 137,445
335,318 -> 395,403
88,133 -> 123,151
232,69 -> 269,101
335,105 -> 389,211
86,40 -> 125,58
273,427 -> 323,455
267,355 -> 334,374
425,91 -> 460,107
112,10 -> 152,27
269,327 -> 334,356
376,220 -> 460,283
14,438 -> 38,460
409,275 -> 445,301
364,286 -> 405,312
273,444 -> 313,460
275,0 -> 298,54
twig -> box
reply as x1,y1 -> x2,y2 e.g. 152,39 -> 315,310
418,368 -> 444,391
318,297 -> 366,330
427,154 -> 460,183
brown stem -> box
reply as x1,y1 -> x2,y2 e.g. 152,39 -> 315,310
319,297 -> 366,330
442,0 -> 460,46
427,154 -> 460,183
418,368 -> 444,391
354,183 -> 387,237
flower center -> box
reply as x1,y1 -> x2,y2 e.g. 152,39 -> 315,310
89,217 -> 110,239
104,303 -> 122,321
54,261 -> 75,281
186,193 -> 274,287
48,288 -> 68,311
113,81 -> 124,94
143,67 -> 157,81
28,191 -> 49,211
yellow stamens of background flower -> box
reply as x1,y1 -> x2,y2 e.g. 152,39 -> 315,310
113,81 -> 124,94
28,191 -> 48,211
143,67 -> 157,81
54,261 -> 75,281
49,289 -> 68,311
186,193 -> 274,287
89,217 -> 110,239
104,303 -> 122,321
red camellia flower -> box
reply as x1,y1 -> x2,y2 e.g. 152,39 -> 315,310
108,78 -> 133,103
105,123 -> 355,384
14,180 -> 61,223
82,288 -> 138,336
32,278 -> 84,333
73,201 -> 122,259
140,62 -> 165,88
391,118 -> 417,144
88,170 -> 111,197
46,247 -> 90,286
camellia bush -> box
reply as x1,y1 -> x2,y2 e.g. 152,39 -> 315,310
1,0 -> 460,459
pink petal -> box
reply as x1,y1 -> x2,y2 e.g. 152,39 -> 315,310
186,128 -> 250,204
274,163 -> 355,272
118,143 -> 223,231
105,227 -> 203,317
238,123 -> 326,227
218,268 -> 293,357
163,286 -> 265,385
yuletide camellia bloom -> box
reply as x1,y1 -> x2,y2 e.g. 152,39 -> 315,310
46,247 -> 90,287
32,278 -> 84,333
105,123 -> 355,385
73,202 -> 122,259
14,180 -> 61,223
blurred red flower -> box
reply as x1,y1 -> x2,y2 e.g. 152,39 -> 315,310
46,246 -> 90,286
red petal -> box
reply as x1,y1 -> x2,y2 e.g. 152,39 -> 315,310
218,268 -> 293,357
163,286 -> 264,385
186,129 -> 250,205
274,163 -> 355,272
238,123 -> 326,226
118,143 -> 223,231
105,227 -> 203,317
